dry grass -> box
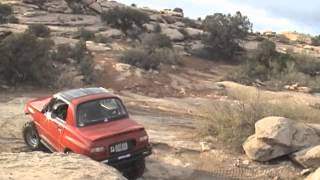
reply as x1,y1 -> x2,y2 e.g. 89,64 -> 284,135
198,89 -> 320,151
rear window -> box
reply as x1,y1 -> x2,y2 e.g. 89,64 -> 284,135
76,98 -> 128,127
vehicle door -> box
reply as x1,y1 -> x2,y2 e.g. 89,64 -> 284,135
44,98 -> 68,151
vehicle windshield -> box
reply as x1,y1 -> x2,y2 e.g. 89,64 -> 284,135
76,98 -> 128,127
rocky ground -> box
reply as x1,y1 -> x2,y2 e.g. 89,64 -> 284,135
0,88 -> 305,180
0,152 -> 125,180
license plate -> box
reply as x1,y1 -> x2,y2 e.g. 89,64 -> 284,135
110,142 -> 128,153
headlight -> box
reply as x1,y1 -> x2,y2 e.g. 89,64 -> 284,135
90,147 -> 105,153
139,135 -> 148,142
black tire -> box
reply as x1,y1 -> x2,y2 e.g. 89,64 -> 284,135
23,121 -> 43,151
124,159 -> 146,180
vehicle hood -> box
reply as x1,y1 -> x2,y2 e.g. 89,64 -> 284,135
27,96 -> 51,112
77,118 -> 144,141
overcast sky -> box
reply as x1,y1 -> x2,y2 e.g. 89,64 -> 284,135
117,0 -> 319,35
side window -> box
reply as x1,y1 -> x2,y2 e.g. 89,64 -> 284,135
53,103 -> 68,121
48,99 -> 68,122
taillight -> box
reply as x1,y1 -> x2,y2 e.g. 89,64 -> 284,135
139,135 -> 148,142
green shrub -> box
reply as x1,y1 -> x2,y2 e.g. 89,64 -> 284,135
52,41 -> 94,78
0,32 -> 55,85
141,33 -> 172,50
121,47 -> 180,70
202,11 -> 252,59
151,48 -> 180,65
0,3 -> 14,24
311,35 -> 320,46
94,34 -> 110,44
244,40 -> 294,81
294,53 -> 320,76
52,44 -> 73,63
101,7 -> 149,35
26,24 -> 51,38
121,48 -> 158,70
78,27 -> 95,41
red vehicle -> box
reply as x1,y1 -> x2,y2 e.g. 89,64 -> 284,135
23,87 -> 152,179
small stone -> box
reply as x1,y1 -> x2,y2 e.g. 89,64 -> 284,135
300,169 -> 312,176
242,160 -> 250,165
200,141 -> 211,152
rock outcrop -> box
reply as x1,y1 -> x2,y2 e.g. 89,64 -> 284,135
243,117 -> 320,162
305,168 -> 320,180
291,145 -> 320,169
96,29 -> 123,39
0,152 -> 126,180
161,26 -> 184,41
184,27 -> 203,39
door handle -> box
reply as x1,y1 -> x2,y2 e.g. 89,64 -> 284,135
58,127 -> 63,133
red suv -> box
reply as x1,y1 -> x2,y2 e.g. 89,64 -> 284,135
23,87 -> 152,179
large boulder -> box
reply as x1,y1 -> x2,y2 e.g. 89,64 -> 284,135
161,27 -> 184,41
243,117 -> 320,162
291,145 -> 320,169
305,168 -> 320,180
243,135 -> 291,162
143,23 -> 156,32
0,152 -> 126,180
255,117 -> 320,149
96,29 -> 123,39
81,0 -> 103,13
184,27 -> 203,39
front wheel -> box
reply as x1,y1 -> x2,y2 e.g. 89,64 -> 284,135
23,121 -> 43,151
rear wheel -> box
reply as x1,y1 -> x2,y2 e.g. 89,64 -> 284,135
23,121 -> 43,151
123,159 -> 146,180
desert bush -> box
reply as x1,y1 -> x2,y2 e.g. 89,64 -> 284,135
173,8 -> 183,13
0,32 -> 56,86
294,53 -> 320,76
150,48 -> 180,65
121,47 -> 179,70
244,40 -> 294,81
311,35 -> 320,46
65,0 -> 86,14
141,33 -> 172,50
78,27 -> 95,41
52,44 -> 73,63
26,24 -> 51,38
199,91 -> 320,150
202,11 -> 252,60
101,7 -> 149,35
0,3 -> 15,24
121,33 -> 179,70
121,48 -> 158,70
52,41 -> 94,78
94,34 -> 110,44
